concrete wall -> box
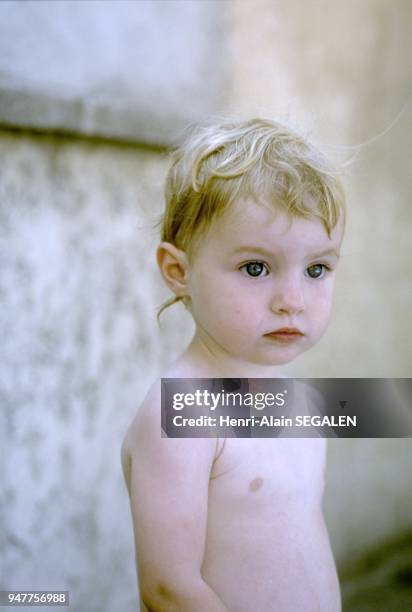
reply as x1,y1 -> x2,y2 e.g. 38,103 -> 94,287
0,1 -> 228,145
1,1 -> 411,610
0,129 -> 195,611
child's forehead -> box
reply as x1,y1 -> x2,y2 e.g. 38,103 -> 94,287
199,198 -> 343,255
212,198 -> 322,239
227,198 -> 288,228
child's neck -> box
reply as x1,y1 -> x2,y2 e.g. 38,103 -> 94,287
174,331 -> 286,379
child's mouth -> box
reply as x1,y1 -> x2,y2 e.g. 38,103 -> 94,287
264,328 -> 305,343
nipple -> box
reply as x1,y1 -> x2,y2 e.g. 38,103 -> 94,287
249,477 -> 264,492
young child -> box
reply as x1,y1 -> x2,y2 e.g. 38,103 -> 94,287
121,118 -> 346,611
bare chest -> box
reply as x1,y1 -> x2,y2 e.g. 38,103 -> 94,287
202,438 -> 339,612
209,437 -> 326,519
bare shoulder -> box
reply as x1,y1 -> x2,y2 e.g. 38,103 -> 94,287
120,377 -> 219,493
122,352 -> 215,453
120,379 -> 162,492
122,380 -> 162,448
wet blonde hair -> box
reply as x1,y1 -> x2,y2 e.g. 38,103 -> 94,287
159,117 -> 346,314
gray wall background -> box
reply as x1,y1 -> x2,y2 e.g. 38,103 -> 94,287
1,1 -> 411,611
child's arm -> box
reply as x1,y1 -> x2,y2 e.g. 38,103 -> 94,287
121,395 -> 228,612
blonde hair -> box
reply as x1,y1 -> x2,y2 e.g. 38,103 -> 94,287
159,117 -> 346,314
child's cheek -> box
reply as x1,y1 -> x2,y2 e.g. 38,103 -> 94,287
213,299 -> 247,335
311,291 -> 334,330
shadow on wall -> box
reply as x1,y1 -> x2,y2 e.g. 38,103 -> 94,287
341,530 -> 412,611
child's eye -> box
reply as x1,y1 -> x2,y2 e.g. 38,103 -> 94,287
241,261 -> 270,278
306,264 -> 329,279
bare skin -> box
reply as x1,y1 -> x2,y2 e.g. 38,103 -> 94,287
121,202 -> 344,610
121,356 -> 341,612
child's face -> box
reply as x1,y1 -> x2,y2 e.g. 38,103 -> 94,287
185,198 -> 344,367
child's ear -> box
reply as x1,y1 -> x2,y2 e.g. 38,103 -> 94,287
156,242 -> 189,297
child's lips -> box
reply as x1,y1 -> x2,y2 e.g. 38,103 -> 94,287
264,328 -> 305,343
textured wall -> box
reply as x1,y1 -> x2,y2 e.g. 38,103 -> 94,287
0,1 -> 228,146
0,130 -> 193,610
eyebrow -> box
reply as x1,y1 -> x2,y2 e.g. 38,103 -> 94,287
231,246 -> 340,258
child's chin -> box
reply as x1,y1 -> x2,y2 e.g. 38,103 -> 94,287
257,346 -> 307,367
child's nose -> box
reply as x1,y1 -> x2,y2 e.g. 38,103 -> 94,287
269,277 -> 305,315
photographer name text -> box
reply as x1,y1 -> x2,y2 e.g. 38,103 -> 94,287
172,414 -> 357,428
